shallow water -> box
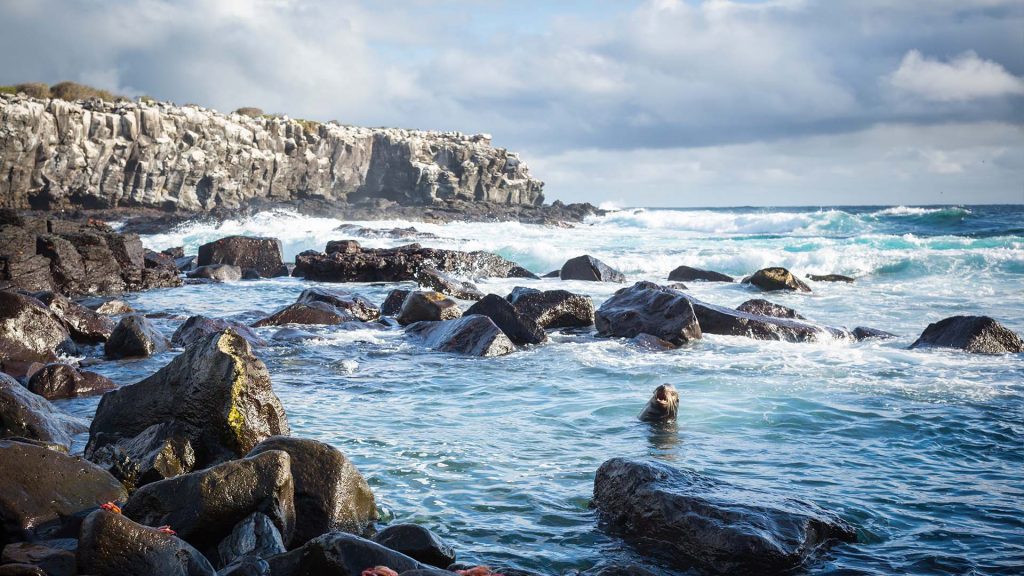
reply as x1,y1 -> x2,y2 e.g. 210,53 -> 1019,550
61,205 -> 1023,574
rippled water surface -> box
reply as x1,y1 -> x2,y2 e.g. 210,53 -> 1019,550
61,205 -> 1023,575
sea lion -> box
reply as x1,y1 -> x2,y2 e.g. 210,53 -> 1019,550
638,384 -> 679,422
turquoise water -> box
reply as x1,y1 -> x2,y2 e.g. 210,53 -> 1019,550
61,205 -> 1023,574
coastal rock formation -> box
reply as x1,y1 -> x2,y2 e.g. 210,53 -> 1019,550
172,315 -> 266,348
0,95 -> 543,211
0,374 -> 87,449
736,298 -> 804,319
742,267 -> 811,292
506,287 -> 594,329
592,458 -> 856,575
0,291 -> 75,374
595,282 -> 702,345
465,294 -> 547,345
77,509 -> 215,576
293,242 -> 537,283
667,265 -> 734,283
684,293 -> 849,342
296,287 -> 379,321
560,255 -> 625,283
197,236 -> 287,279
910,315 -> 1023,354
406,315 -> 515,356
252,301 -> 358,327
415,267 -> 484,300
26,362 -> 115,399
31,291 -> 114,343
87,421 -> 197,492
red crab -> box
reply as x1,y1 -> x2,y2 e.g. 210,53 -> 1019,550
99,502 -> 121,514
156,525 -> 176,535
456,567 -> 505,576
361,567 -> 399,576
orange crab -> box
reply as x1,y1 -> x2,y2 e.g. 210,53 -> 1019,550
99,502 -> 121,514
361,567 -> 399,576
156,525 -> 176,535
456,567 -> 505,576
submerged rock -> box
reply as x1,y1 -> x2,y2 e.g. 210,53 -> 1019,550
105,314 -> 169,358
0,439 -> 126,545
465,294 -> 547,345
415,267 -> 484,300
188,264 -> 243,282
248,436 -> 377,545
595,282 -> 701,345
736,298 -> 804,319
372,524 -> 456,568
807,274 -> 854,283
396,291 -> 463,326
87,330 -> 290,470
406,315 -> 515,357
26,362 -> 115,399
172,315 -> 267,348
296,287 -> 380,321
506,287 -> 594,329
0,374 -> 87,449
685,293 -> 849,342
852,326 -> 896,341
77,509 -> 215,576
560,255 -> 625,282
667,265 -> 734,283
267,532 -> 428,576
742,267 -> 811,292
592,458 -> 856,575
910,315 -> 1023,354
198,236 -> 288,279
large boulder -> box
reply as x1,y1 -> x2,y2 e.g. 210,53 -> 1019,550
380,289 -> 411,317
87,421 -> 197,492
251,302 -> 357,327
87,330 -> 290,469
105,314 -> 170,359
293,243 -> 537,283
415,267 -> 484,300
26,363 -> 115,400
683,294 -> 849,342
198,236 -> 288,279
296,288 -> 380,321
910,316 -> 1023,354
172,315 -> 267,348
560,255 -> 625,282
742,267 -> 811,292
372,524 -> 456,568
30,291 -> 114,343
735,299 -> 804,320
594,282 -> 701,345
406,316 -> 515,357
122,450 -> 296,552
248,436 -> 377,546
187,264 -> 243,282
267,532 -> 428,576
465,294 -> 547,345
0,440 -> 126,546
396,292 -> 462,326
0,291 -> 74,375
592,458 -> 856,575
667,265 -> 733,283
77,509 -> 215,576
0,374 -> 87,449
215,513 -> 286,569
506,287 -> 594,329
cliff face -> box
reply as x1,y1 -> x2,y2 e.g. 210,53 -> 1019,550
0,94 -> 544,211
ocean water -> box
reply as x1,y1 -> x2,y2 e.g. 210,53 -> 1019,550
59,205 -> 1023,575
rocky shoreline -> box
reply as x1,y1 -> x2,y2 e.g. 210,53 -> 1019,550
2,220 -> 1023,575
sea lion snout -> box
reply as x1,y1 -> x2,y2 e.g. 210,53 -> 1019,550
639,383 -> 679,422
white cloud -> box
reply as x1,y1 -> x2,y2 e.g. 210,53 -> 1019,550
888,50 -> 1024,102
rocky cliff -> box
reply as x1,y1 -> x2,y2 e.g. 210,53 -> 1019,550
0,94 -> 544,211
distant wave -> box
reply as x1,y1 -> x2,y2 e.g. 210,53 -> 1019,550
870,206 -> 970,218
590,208 -> 861,236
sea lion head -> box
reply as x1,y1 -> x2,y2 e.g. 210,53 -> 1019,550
639,383 -> 679,422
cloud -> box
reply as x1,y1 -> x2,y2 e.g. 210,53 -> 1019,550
889,50 -> 1024,102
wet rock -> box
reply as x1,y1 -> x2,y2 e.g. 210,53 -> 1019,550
88,421 -> 197,492
506,287 -> 594,329
0,539 -> 76,576
0,225 -> 54,293
297,287 -> 380,321
667,266 -> 733,283
215,513 -> 286,569
807,274 -> 854,283
0,563 -> 47,575
175,255 -> 198,272
638,384 -> 679,422
595,282 -> 701,345
683,293 -> 849,342
396,292 -> 463,326
105,314 -> 169,358
172,315 -> 267,348
144,249 -> 178,270
542,269 -> 560,278
465,294 -> 547,345
251,302 -> 357,327
736,299 -> 804,320
0,291 -> 74,372
95,299 -> 134,315
372,524 -> 456,568
26,362 -> 115,399
629,333 -> 678,351
242,269 -> 262,280
77,509 -> 216,576
592,458 -> 856,575
122,450 -> 296,552
380,289 -> 412,317
560,255 -> 625,283
406,315 -> 515,357
910,315 -> 1023,354
581,564 -> 660,576
31,291 -> 115,343
87,330 -> 290,470
0,374 -> 87,449
742,267 -> 811,292
198,236 -> 288,279
852,326 -> 895,341
0,440 -> 126,545
415,267 -> 484,300
294,243 -> 536,283
218,556 -> 271,576
248,436 -> 377,545
325,239 -> 363,255
267,532 -> 427,576
188,264 -> 243,282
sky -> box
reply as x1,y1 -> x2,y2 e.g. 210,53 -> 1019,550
1,0 -> 1022,207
